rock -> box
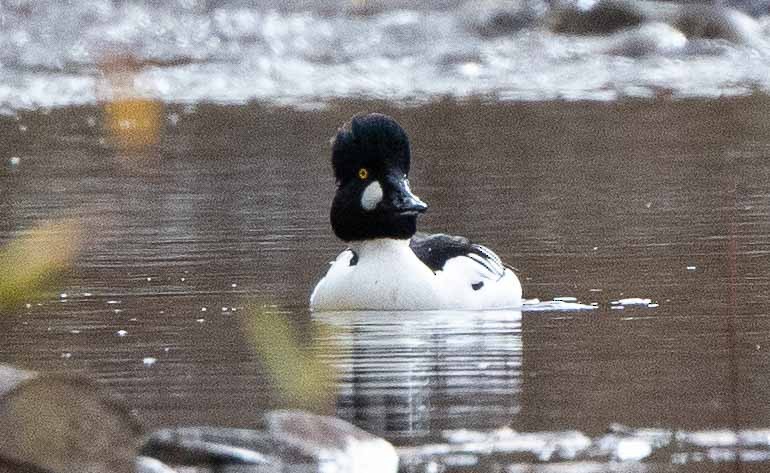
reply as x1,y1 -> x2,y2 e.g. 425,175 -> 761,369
723,0 -> 770,17
674,6 -> 764,45
0,457 -> 55,473
266,410 -> 399,473
0,364 -> 142,473
464,0 -> 549,37
142,411 -> 398,473
549,1 -> 765,48
0,366 -> 396,473
548,0 -> 647,35
605,22 -> 688,57
135,456 -> 178,473
142,428 -> 275,468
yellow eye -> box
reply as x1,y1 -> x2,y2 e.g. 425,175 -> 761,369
357,168 -> 369,180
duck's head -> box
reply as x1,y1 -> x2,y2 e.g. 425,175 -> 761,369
329,113 -> 428,242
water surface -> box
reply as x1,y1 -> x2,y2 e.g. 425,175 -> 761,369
2,98 -> 770,470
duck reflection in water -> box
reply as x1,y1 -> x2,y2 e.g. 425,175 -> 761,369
314,310 -> 522,440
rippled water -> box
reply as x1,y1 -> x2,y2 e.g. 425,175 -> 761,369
2,0 -> 770,109
316,310 -> 523,443
3,97 -> 770,471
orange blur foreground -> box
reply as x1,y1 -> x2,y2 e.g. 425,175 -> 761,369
99,53 -> 163,150
104,98 -> 162,150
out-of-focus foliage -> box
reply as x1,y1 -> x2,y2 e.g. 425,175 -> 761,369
245,309 -> 337,411
0,220 -> 82,314
100,53 -> 163,150
105,98 -> 163,150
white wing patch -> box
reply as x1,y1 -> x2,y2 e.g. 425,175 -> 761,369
468,245 -> 506,280
446,254 -> 504,286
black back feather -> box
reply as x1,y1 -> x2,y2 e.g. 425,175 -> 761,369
410,232 -> 506,279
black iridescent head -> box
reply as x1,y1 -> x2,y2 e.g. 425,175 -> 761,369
330,113 -> 428,242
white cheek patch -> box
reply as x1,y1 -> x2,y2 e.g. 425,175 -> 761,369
360,181 -> 384,211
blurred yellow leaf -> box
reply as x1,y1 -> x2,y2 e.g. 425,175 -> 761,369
0,220 -> 82,313
98,52 -> 163,151
104,98 -> 163,150
245,309 -> 337,411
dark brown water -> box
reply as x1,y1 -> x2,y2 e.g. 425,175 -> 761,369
2,97 -> 770,469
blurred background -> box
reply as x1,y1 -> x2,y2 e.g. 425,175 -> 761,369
3,1 -> 770,471
0,0 -> 767,108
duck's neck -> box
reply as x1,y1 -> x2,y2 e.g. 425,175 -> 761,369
350,238 -> 412,258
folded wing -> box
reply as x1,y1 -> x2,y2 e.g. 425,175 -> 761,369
409,232 -> 506,281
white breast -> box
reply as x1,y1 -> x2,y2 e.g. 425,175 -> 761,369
310,239 -> 522,311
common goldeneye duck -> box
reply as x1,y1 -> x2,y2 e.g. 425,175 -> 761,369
310,113 -> 522,311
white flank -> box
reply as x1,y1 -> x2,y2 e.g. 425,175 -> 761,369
310,239 -> 522,311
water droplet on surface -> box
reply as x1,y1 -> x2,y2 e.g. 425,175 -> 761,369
616,438 -> 653,461
459,62 -> 481,78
